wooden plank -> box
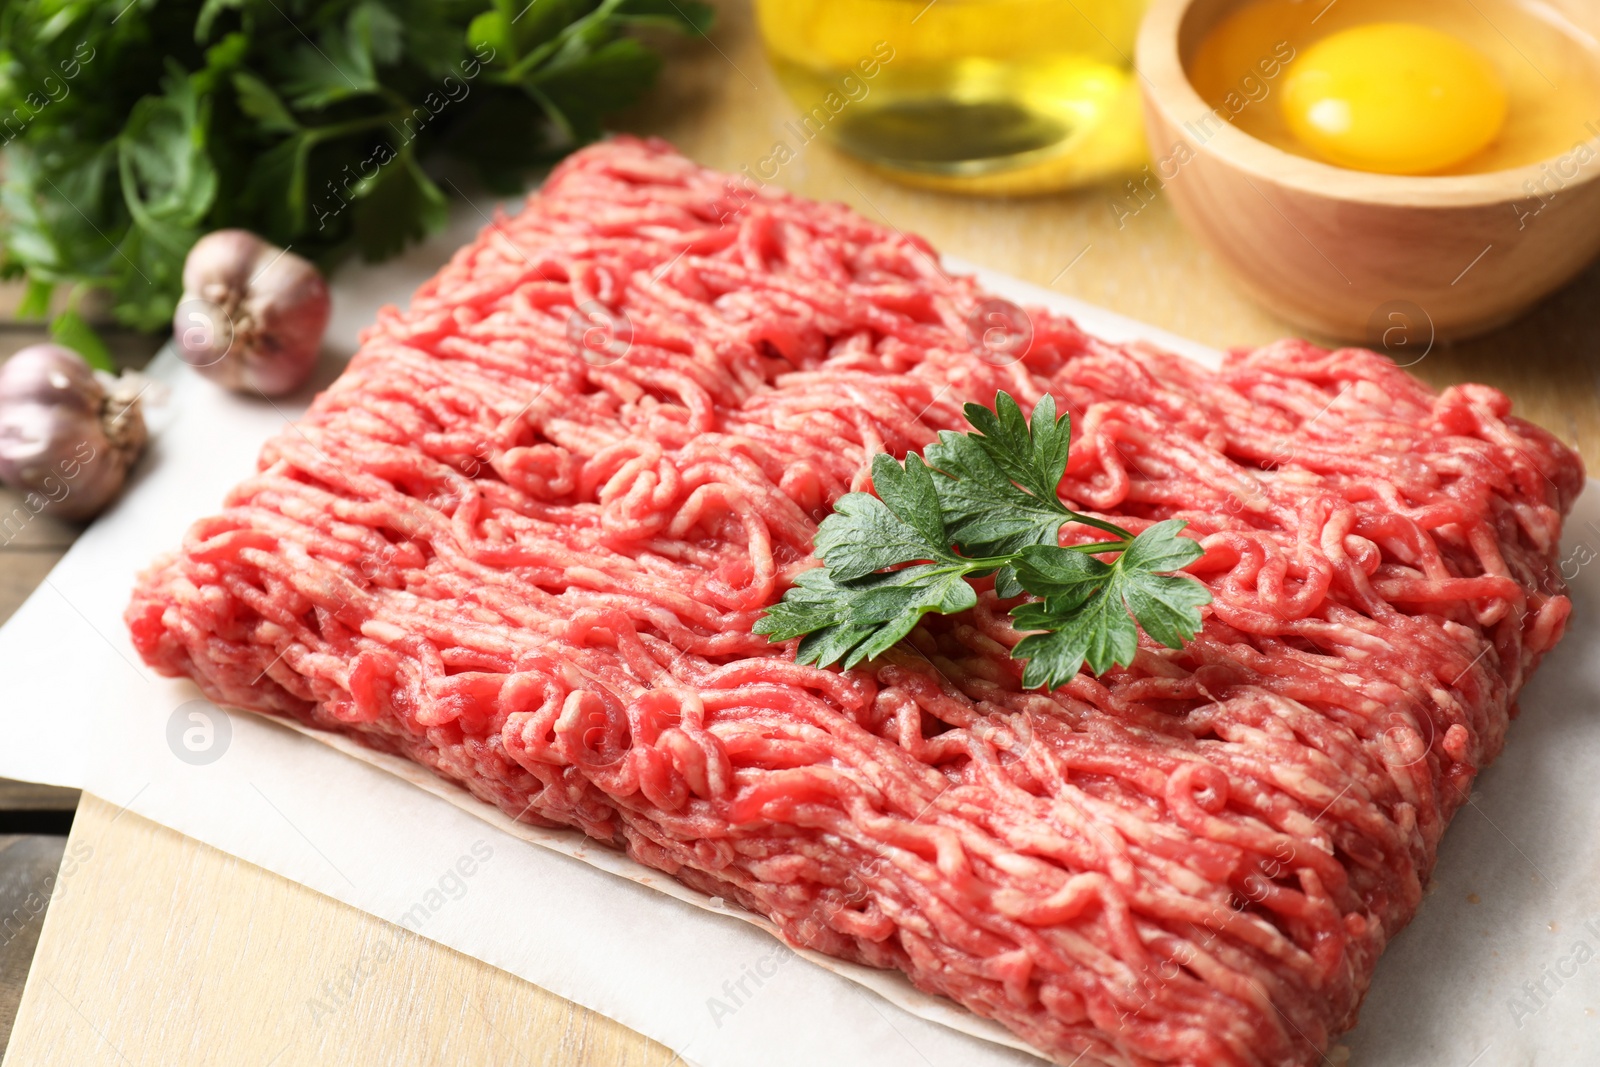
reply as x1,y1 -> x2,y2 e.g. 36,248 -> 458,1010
0,491 -> 80,553
3,795 -> 678,1067
0,835 -> 67,1058
0,785 -> 77,815
0,322 -> 163,370
0,286 -> 112,323
0,550 -> 63,629
0,285 -> 32,322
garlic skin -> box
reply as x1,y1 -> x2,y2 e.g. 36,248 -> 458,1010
175,229 -> 331,397
0,344 -> 147,522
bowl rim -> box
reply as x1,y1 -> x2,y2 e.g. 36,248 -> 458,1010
1136,0 -> 1600,208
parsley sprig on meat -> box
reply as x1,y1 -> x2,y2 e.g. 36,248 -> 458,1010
756,393 -> 1213,689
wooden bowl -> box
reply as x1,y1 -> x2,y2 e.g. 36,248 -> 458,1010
1136,0 -> 1600,342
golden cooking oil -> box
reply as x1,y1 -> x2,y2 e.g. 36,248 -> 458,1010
754,0 -> 1151,194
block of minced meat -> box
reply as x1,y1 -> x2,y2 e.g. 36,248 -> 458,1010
126,137 -> 1584,1067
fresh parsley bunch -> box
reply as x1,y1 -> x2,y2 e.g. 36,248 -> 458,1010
756,393 -> 1213,689
0,0 -> 710,336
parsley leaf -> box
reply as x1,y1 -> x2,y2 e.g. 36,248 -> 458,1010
1007,520 -> 1208,686
923,405 -> 1070,558
812,453 -> 957,582
962,391 -> 1073,502
1114,520 -> 1212,648
760,453 -> 978,667
351,148 -> 448,261
232,72 -> 300,135
813,495 -> 934,583
1008,542 -> 1110,612
869,452 -> 949,557
0,0 -> 711,339
754,564 -> 978,671
1010,588 -> 1138,688
533,36 -> 661,143
758,391 -> 1213,689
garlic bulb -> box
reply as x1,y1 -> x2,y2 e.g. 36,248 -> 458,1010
175,229 -> 331,397
0,344 -> 147,522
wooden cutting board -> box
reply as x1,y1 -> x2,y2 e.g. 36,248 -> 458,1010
5,2 -> 1598,1063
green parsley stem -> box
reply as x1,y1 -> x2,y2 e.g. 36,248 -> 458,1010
303,112 -> 410,148
949,534 -> 1133,571
1061,512 -> 1136,540
1057,538 -> 1133,553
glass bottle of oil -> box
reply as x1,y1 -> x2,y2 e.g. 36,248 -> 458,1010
754,0 -> 1151,194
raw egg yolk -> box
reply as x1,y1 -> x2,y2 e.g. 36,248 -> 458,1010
1280,23 -> 1508,175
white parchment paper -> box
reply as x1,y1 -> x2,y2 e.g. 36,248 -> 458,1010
0,202 -> 1594,1066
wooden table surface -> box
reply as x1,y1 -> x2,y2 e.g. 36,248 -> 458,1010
4,3 -> 1598,1064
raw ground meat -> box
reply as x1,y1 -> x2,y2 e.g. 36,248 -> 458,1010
126,137 -> 1584,1066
